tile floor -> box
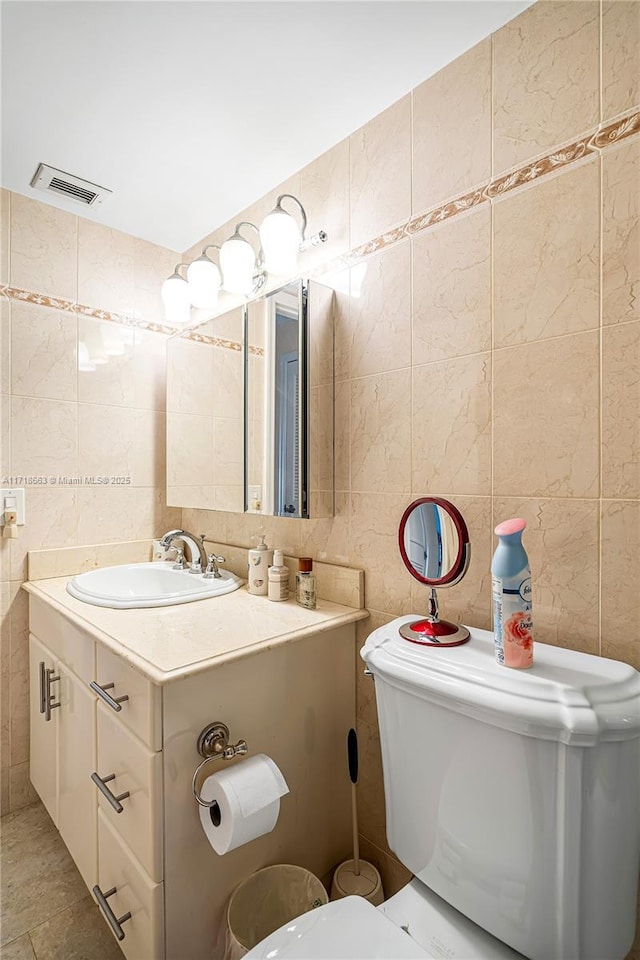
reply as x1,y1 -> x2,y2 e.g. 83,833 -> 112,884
1,801 -> 123,960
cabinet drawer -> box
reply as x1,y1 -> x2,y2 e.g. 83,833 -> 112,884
95,646 -> 162,751
97,811 -> 164,960
96,704 -> 163,882
29,595 -> 94,684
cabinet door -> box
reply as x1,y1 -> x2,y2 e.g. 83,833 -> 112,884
58,661 -> 97,889
29,634 -> 58,824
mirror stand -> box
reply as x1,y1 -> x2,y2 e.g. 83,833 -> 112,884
399,587 -> 470,646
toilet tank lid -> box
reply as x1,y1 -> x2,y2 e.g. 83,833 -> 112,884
361,618 -> 640,746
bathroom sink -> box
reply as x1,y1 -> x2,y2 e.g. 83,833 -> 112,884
66,562 -> 243,609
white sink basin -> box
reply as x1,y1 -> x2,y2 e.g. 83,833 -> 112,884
66,562 -> 243,609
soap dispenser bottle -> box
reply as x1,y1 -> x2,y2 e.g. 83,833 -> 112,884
247,535 -> 273,596
492,518 -> 534,669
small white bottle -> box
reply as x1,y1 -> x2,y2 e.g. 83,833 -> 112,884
268,550 -> 289,602
247,535 -> 273,596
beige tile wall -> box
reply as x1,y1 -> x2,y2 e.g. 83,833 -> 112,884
181,0 -> 640,915
0,192 -> 181,813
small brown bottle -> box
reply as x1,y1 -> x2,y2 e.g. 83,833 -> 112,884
296,557 -> 317,609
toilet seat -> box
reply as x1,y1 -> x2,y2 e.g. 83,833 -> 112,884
243,895 -> 429,959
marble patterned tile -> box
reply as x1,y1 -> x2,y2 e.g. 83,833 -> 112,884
167,412 -> 214,487
9,195 -> 77,300
1,298 -> 10,396
8,761 -> 38,812
212,346 -> 243,419
78,403 -> 134,480
349,493 -> 413,617
493,332 -> 599,498
28,539 -> 151,581
602,0 -> 640,120
349,241 -> 411,379
214,418 -> 243,487
299,138 -> 350,268
78,316 -> 135,407
133,235 -> 179,327
11,397 -> 77,481
1,188 -> 9,285
601,499 -> 640,670
493,0 -> 599,174
358,836 -> 412,900
1,389 -> 10,481
75,486 -> 137,546
9,487 -> 78,582
355,718 -> 387,853
413,38 -> 491,213
132,409 -> 166,488
602,321 -> 640,499
412,353 -> 491,496
166,336 -> 214,415
493,160 -> 600,347
11,302 -> 77,401
603,140 -> 640,326
350,371 -> 411,494
298,491 -> 351,567
492,498 -> 600,655
77,219 -> 135,315
133,328 -> 167,412
350,96 -> 411,248
130,487 -> 181,541
356,611 -> 389,727
9,580 -> 28,679
412,206 -> 491,363
334,380 -> 350,492
1,934 -> 36,960
0,802 -> 87,943
28,895 -> 124,960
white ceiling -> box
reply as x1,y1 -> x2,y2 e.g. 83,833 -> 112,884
1,0 -> 532,252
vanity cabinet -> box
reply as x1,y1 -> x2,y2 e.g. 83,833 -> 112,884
28,587 -> 359,960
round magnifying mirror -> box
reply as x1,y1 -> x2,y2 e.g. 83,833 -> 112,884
398,497 -> 471,646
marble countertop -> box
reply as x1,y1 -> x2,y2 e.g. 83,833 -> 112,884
24,577 -> 368,685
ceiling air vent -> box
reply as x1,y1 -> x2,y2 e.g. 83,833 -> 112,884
30,163 -> 112,207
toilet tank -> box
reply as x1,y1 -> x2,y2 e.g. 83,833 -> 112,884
361,618 -> 640,960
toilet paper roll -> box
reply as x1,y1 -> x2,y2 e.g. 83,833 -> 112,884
199,754 -> 289,856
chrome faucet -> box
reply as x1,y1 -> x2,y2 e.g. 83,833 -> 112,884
159,529 -> 208,574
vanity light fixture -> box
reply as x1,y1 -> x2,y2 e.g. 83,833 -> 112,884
187,245 -> 222,309
161,193 -> 327,324
219,222 -> 265,297
161,263 -> 192,326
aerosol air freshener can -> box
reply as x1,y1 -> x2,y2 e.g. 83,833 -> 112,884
492,518 -> 534,669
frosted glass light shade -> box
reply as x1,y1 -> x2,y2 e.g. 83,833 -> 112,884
187,257 -> 221,309
260,208 -> 301,275
161,273 -> 192,325
220,235 -> 256,295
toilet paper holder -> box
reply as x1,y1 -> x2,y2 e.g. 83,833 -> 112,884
192,721 -> 249,808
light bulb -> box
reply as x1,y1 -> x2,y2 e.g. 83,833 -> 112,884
220,235 -> 256,295
260,208 -> 301,275
187,257 -> 221,309
161,272 -> 192,325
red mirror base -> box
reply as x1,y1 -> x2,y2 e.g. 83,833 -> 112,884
399,619 -> 471,647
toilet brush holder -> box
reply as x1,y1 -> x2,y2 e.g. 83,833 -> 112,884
331,728 -> 384,906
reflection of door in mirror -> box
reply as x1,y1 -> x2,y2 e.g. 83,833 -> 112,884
166,306 -> 245,512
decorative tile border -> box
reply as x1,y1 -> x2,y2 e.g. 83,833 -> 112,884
2,107 -> 638,334
345,107 -> 640,265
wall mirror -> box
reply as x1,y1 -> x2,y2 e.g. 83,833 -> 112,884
398,497 -> 471,646
166,279 -> 334,518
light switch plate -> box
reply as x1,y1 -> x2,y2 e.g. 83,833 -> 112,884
1,488 -> 26,525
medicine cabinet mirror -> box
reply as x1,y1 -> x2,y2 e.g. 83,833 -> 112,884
166,280 -> 334,519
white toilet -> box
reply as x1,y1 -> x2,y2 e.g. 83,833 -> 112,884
246,619 -> 640,960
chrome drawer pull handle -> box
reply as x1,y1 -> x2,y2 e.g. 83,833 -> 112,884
38,661 -> 47,714
90,681 -> 129,712
44,668 -> 61,722
90,772 -> 130,814
93,885 -> 131,941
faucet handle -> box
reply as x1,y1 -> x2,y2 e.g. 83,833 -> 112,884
203,554 -> 225,580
